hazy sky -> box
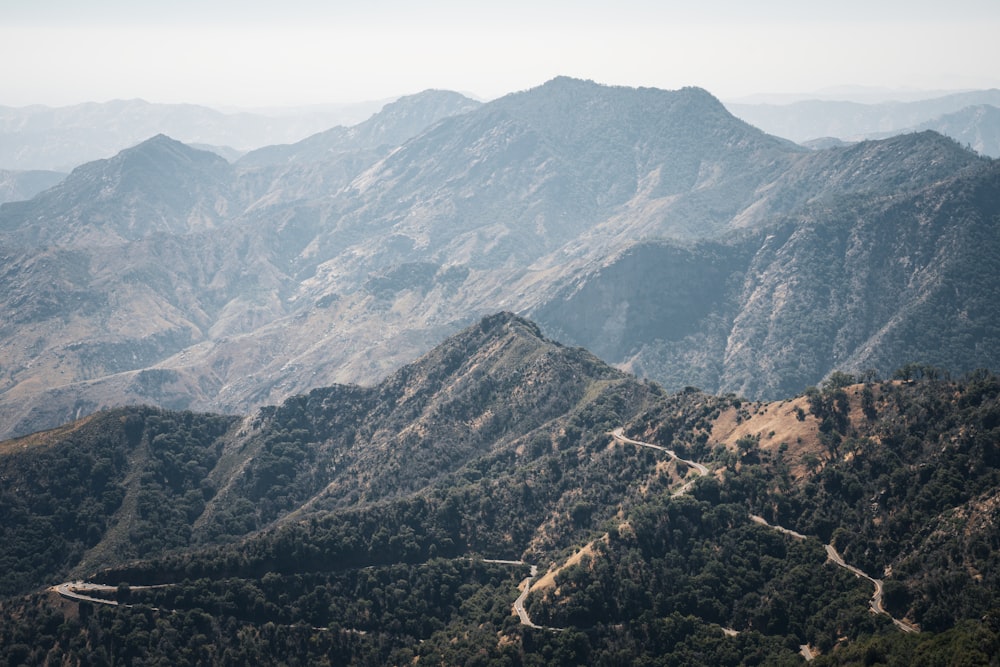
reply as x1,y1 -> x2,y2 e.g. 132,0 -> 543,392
2,0 -> 999,108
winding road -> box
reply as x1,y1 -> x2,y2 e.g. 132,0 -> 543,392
52,581 -> 166,610
824,544 -> 918,633
513,564 -> 543,629
748,516 -> 918,634
614,429 -> 919,636
51,426 -> 919,646
611,427 -> 708,496
53,581 -> 123,606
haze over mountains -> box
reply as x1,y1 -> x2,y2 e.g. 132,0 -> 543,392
0,97 -> 392,172
0,168 -> 65,205
1,77 -> 999,440
728,89 -> 1000,156
1,74 -> 1000,664
3,86 -> 999,181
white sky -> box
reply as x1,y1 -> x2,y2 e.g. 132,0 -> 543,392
2,0 -> 999,108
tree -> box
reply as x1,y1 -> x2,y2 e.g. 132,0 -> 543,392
823,371 -> 857,392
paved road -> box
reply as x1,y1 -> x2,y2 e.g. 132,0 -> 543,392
52,581 -> 169,610
748,516 -> 917,634
52,428 -> 918,641
616,429 -> 920,636
481,559 -> 555,630
824,544 -> 918,634
53,581 -> 122,606
611,427 -> 709,494
513,565 -> 542,629
56,560 -> 559,632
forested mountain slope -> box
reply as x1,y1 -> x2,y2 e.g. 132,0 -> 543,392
0,314 -> 998,664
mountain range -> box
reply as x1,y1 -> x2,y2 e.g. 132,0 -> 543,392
1,312 -> 998,664
0,77 -> 998,444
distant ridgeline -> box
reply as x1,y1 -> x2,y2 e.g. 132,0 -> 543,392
1,314 -> 998,664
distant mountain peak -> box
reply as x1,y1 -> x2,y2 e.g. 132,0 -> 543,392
237,89 -> 479,168
0,133 -> 233,246
118,133 -> 227,163
535,76 -> 719,102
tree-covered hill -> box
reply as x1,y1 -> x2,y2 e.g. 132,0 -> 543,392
0,314 -> 998,664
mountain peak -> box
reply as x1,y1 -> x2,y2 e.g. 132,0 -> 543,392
490,76 -> 760,148
0,133 -> 233,246
117,133 -> 228,166
475,311 -> 545,338
237,89 -> 479,168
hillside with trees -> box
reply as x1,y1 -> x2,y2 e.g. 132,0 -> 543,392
0,314 -> 997,664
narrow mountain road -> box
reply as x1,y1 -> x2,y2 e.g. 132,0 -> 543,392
749,514 -> 808,540
611,427 -> 708,496
824,545 -> 918,633
512,564 -> 542,629
52,429 -> 918,641
748,515 -> 918,633
52,581 -> 166,610
53,581 -> 122,606
614,429 -> 919,637
54,559 -> 560,633
474,559 -> 559,630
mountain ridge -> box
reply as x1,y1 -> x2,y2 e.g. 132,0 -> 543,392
0,77 -> 997,441
0,97 -> 391,171
726,88 -> 1000,143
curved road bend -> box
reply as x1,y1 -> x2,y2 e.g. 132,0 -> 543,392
56,560 -> 557,632
614,430 -> 919,635
513,565 -> 542,629
53,431 -> 917,638
611,428 -> 709,495
747,516 -> 917,634
53,581 -> 123,606
53,581 -> 168,611
476,559 -> 556,630
824,545 -> 918,634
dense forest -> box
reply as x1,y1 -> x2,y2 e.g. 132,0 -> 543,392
0,315 -> 998,664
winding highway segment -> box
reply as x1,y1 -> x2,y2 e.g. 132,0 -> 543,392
612,427 -> 918,634
52,427 -> 919,640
